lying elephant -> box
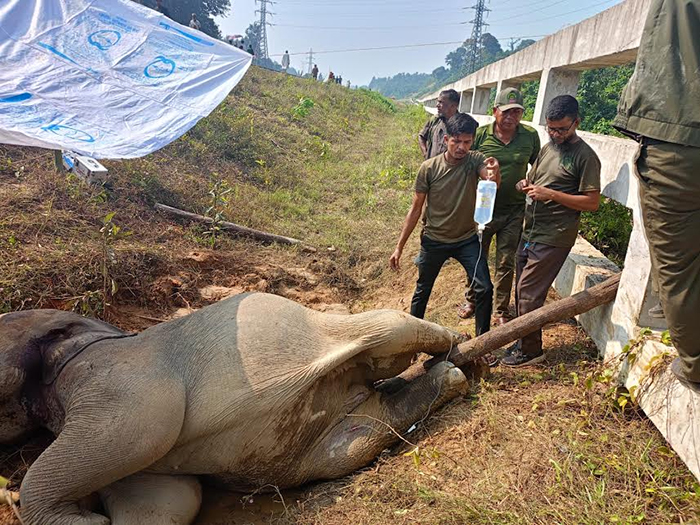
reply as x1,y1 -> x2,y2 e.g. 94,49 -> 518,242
0,292 -> 470,525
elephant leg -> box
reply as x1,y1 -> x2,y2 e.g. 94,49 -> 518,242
20,377 -> 186,525
100,473 -> 202,525
308,361 -> 467,480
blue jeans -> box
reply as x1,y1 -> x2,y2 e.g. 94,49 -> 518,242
410,234 -> 493,335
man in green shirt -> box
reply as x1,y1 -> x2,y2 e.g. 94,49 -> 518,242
418,90 -> 461,159
390,113 -> 501,336
459,88 -> 540,325
502,95 -> 601,367
614,0 -> 700,392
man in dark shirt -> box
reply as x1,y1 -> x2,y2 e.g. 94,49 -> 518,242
614,0 -> 700,391
502,95 -> 601,367
390,113 -> 501,336
418,90 -> 460,160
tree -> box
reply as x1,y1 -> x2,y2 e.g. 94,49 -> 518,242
515,39 -> 536,52
244,22 -> 262,57
431,66 -> 450,82
445,47 -> 468,73
481,33 -> 503,63
134,0 -> 230,39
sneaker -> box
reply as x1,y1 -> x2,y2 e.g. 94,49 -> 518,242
501,347 -> 545,368
670,357 -> 700,393
648,303 -> 665,319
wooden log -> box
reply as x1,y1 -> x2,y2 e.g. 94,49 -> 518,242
393,272 -> 621,386
155,203 -> 316,252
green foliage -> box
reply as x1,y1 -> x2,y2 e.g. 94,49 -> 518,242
580,197 -> 633,267
291,96 -> 315,119
356,88 -> 396,113
203,178 -> 233,248
577,64 -> 635,136
520,80 -> 540,122
131,0 -> 229,38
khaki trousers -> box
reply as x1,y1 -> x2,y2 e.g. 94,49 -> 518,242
466,207 -> 524,317
637,141 -> 700,382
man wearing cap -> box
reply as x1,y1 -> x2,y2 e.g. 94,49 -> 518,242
613,0 -> 700,392
418,89 -> 461,160
458,88 -> 540,324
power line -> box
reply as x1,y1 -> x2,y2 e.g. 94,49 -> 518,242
268,35 -> 548,57
488,0 -> 569,23
490,0 -> 619,24
272,22 -> 465,31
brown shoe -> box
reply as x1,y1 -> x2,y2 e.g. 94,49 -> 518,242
457,301 -> 475,319
494,316 -> 510,327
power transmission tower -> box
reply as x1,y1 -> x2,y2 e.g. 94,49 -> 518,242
255,0 -> 275,60
306,48 -> 314,75
464,0 -> 490,73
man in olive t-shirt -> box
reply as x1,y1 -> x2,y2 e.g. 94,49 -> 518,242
461,88 -> 540,324
390,113 -> 501,336
502,95 -> 601,367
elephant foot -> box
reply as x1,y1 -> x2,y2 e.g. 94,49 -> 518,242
429,361 -> 469,403
100,473 -> 202,525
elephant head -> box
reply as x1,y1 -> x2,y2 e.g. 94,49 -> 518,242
0,310 -> 129,443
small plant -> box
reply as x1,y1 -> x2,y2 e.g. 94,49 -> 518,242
292,96 -> 315,119
93,212 -> 130,316
204,178 -> 233,248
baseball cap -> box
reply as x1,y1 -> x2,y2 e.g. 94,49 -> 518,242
494,87 -> 525,111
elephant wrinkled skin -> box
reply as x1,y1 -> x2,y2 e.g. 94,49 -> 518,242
0,292 -> 468,525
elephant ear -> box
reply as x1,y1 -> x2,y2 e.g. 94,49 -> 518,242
37,316 -> 134,385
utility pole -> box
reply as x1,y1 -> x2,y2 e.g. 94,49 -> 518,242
306,48 -> 314,75
464,0 -> 490,73
255,0 -> 275,60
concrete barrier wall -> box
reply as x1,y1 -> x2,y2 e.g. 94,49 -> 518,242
419,0 -> 700,481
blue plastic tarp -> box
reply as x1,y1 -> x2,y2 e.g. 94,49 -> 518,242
0,0 -> 252,158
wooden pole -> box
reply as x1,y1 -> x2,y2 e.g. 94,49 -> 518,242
154,203 -> 316,252
394,273 -> 621,384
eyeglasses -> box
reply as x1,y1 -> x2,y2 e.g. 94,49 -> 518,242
546,121 -> 576,135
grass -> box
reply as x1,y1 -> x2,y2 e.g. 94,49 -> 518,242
1,66 -> 699,525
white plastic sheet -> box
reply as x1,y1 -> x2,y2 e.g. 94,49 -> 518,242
0,0 -> 252,158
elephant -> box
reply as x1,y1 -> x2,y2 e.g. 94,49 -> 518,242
0,292 -> 472,525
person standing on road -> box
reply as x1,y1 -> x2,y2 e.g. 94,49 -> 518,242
502,95 -> 601,367
458,88 -> 540,324
418,90 -> 461,160
389,113 -> 501,337
613,0 -> 700,392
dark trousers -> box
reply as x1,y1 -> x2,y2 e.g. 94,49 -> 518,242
515,241 -> 571,356
410,234 -> 493,335
466,207 -> 524,317
637,141 -> 700,382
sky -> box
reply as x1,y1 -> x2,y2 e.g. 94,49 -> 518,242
216,0 -> 625,87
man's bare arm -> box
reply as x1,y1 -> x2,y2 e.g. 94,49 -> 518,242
389,192 -> 427,270
525,186 -> 600,212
